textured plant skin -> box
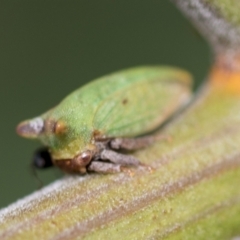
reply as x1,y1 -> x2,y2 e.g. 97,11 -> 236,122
204,0 -> 240,26
1,1 -> 240,239
171,0 -> 240,51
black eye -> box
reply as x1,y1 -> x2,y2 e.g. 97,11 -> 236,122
33,148 -> 53,169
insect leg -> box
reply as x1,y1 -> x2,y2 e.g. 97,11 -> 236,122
110,134 -> 170,150
100,149 -> 140,166
87,161 -> 121,173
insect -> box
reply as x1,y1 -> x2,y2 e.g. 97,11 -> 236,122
16,66 -> 192,174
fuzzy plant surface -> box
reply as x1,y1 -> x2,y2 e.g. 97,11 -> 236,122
172,0 -> 240,51
1,0 -> 240,239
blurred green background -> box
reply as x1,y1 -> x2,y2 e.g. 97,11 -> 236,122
0,1 -> 209,209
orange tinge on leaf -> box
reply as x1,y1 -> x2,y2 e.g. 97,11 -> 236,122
210,52 -> 240,94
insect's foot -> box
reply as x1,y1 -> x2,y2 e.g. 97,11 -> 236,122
137,163 -> 154,173
120,167 -> 136,177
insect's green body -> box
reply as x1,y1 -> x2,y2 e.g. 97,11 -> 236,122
17,66 -> 192,172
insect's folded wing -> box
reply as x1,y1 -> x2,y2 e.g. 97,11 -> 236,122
93,68 -> 192,138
